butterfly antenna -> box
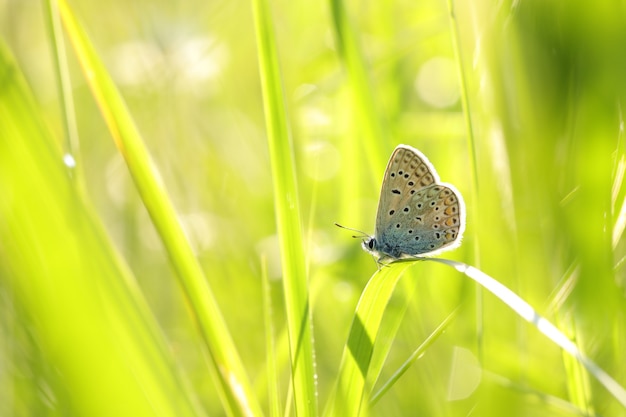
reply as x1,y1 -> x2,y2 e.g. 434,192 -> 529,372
334,223 -> 371,239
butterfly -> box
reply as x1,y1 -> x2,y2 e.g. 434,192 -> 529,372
340,145 -> 465,264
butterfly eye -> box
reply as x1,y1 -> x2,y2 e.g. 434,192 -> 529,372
368,239 -> 375,249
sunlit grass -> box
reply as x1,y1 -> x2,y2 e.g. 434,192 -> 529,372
1,0 -> 626,416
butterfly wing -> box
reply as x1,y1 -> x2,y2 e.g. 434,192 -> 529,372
373,145 -> 465,259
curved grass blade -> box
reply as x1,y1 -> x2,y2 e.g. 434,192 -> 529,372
429,258 -> 626,409
323,263 -> 411,417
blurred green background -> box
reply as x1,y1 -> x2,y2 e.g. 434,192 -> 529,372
1,0 -> 626,416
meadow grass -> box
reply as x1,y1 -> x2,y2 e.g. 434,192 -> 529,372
1,0 -> 626,416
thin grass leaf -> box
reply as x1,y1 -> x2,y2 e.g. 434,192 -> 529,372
428,258 -> 626,409
261,256 -> 282,417
43,0 -> 82,188
370,307 -> 460,405
446,0 -> 479,202
329,0 -> 388,169
56,2 -> 262,416
445,0 -> 486,374
329,0 -> 390,228
0,41 -> 203,417
251,0 -> 318,415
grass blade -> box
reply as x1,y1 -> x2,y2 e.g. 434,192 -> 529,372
261,256 -> 282,417
329,0 -> 388,173
43,0 -> 82,188
0,41 -> 203,417
324,263 -> 411,417
329,0 -> 390,228
251,0 -> 318,415
429,258 -> 626,409
370,307 -> 459,405
56,2 -> 263,416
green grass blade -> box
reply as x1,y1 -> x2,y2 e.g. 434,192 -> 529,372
252,0 -> 318,415
0,41 -> 203,417
446,0 -> 479,202
43,0 -> 82,188
261,256 -> 282,417
56,2 -> 263,416
329,0 -> 388,171
446,0 -> 484,371
329,0 -> 390,228
324,263 -> 411,417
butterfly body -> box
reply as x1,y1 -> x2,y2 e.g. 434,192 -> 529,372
363,145 -> 465,263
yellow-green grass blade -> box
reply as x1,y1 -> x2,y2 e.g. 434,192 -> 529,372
0,42 -> 203,417
252,0 -> 318,415
261,256 -> 282,417
329,0 -> 390,227
362,278 -> 415,397
329,0 -> 388,169
56,2 -> 263,416
324,263 -> 411,417
370,307 -> 459,405
446,0 -> 484,372
43,0 -> 82,189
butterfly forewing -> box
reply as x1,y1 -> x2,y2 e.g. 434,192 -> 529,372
372,145 -> 465,259
374,146 -> 436,235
